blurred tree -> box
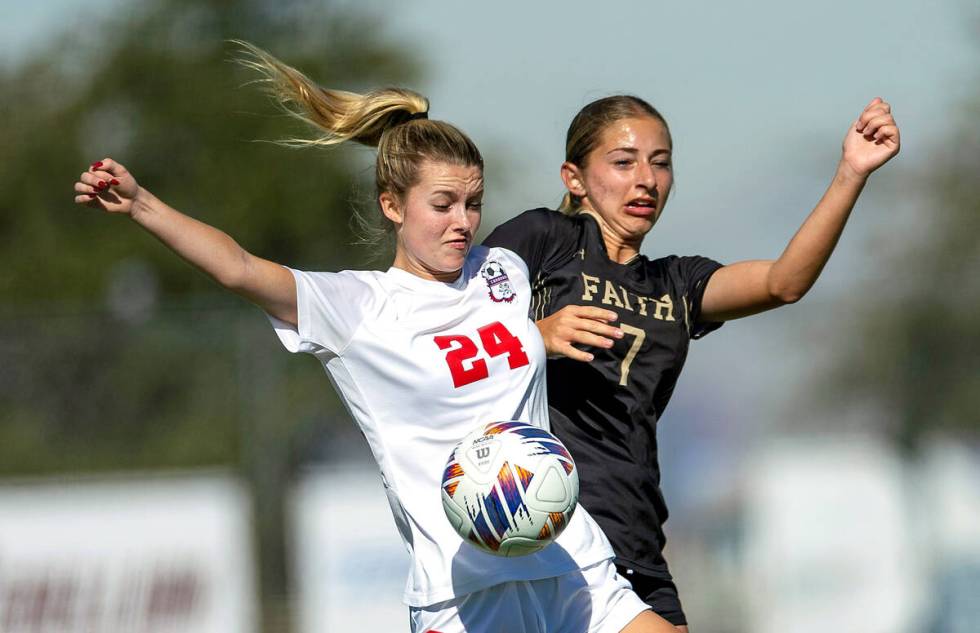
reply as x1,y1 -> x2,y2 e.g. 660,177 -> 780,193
822,89 -> 980,451
0,0 -> 421,629
0,0 -> 418,470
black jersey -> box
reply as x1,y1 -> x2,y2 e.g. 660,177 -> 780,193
484,208 -> 723,575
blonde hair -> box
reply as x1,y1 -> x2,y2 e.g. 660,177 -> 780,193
559,95 -> 671,214
233,40 -> 484,249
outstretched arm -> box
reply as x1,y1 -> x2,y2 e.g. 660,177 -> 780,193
700,97 -> 901,321
74,158 -> 298,325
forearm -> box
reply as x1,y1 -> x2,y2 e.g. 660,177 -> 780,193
76,158 -> 297,324
129,187 -> 252,290
701,164 -> 866,321
766,162 -> 867,302
701,98 -> 898,322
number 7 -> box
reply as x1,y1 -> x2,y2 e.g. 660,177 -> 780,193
618,323 -> 645,387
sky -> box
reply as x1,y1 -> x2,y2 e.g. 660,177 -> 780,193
3,0 -> 976,499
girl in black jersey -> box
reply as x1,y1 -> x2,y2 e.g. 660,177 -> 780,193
484,95 -> 900,629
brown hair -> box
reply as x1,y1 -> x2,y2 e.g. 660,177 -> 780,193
233,40 -> 484,247
559,95 -> 671,214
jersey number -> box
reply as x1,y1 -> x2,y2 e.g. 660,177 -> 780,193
618,323 -> 646,387
434,321 -> 530,388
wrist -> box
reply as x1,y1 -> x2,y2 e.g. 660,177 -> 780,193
834,161 -> 869,189
129,187 -> 156,223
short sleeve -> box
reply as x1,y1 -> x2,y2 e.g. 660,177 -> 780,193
670,256 -> 725,339
482,208 -> 563,280
268,269 -> 373,356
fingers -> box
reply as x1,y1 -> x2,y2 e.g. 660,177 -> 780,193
75,172 -> 119,204
537,305 -> 628,363
863,96 -> 888,112
556,305 -> 619,323
73,181 -> 107,208
557,344 -> 596,363
74,157 -> 129,207
571,318 -> 623,345
89,157 -> 125,176
554,307 -> 623,346
568,329 -> 617,351
78,171 -> 119,192
856,112 -> 899,150
859,115 -> 892,143
871,124 -> 900,146
578,307 -> 619,323
855,98 -> 893,134
85,158 -> 125,190
74,180 -> 99,197
73,194 -> 105,209
549,320 -> 620,362
867,123 -> 899,146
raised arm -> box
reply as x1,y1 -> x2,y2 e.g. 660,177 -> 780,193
700,97 -> 901,322
74,158 -> 298,325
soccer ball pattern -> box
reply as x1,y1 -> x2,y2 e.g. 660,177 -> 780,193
441,421 -> 579,557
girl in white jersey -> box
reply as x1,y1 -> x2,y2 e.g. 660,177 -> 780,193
71,43 -> 680,633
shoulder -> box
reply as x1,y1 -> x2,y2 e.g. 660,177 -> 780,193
488,208 -> 583,243
499,207 -> 562,230
295,268 -> 379,289
293,268 -> 387,305
283,269 -> 387,354
470,244 -> 530,282
643,254 -> 724,289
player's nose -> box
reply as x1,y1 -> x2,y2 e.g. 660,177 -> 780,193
451,206 -> 473,232
636,161 -> 656,190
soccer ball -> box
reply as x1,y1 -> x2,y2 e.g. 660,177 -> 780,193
441,421 -> 579,557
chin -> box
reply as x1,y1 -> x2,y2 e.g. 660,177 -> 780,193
445,251 -> 469,267
430,258 -> 465,278
624,216 -> 657,235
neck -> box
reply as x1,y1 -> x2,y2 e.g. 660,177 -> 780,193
391,253 -> 462,283
579,210 -> 642,264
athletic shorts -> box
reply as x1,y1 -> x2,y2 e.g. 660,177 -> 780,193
410,558 -> 650,633
615,564 -> 686,627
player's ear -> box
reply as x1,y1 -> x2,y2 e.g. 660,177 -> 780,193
560,162 -> 587,198
379,191 -> 403,224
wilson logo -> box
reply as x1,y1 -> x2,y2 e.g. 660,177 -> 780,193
476,447 -> 490,459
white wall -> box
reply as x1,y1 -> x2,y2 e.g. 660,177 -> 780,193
0,472 -> 258,633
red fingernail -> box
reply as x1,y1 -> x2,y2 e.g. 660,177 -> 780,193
88,193 -> 97,198
91,161 -> 103,169
110,179 -> 120,186
98,181 -> 107,189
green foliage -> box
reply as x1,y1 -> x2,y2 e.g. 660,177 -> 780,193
0,0 -> 421,475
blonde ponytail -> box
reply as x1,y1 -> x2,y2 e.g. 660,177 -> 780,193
232,41 -> 483,253
233,40 -> 430,148
558,192 -> 583,215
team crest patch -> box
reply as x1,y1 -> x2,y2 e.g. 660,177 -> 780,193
480,259 -> 516,303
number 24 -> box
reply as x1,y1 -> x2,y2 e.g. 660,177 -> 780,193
435,321 -> 529,388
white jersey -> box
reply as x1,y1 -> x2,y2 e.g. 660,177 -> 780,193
269,245 -> 613,607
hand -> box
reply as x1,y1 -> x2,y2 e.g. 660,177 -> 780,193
73,158 -> 141,215
841,97 -> 900,179
535,305 -> 622,362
